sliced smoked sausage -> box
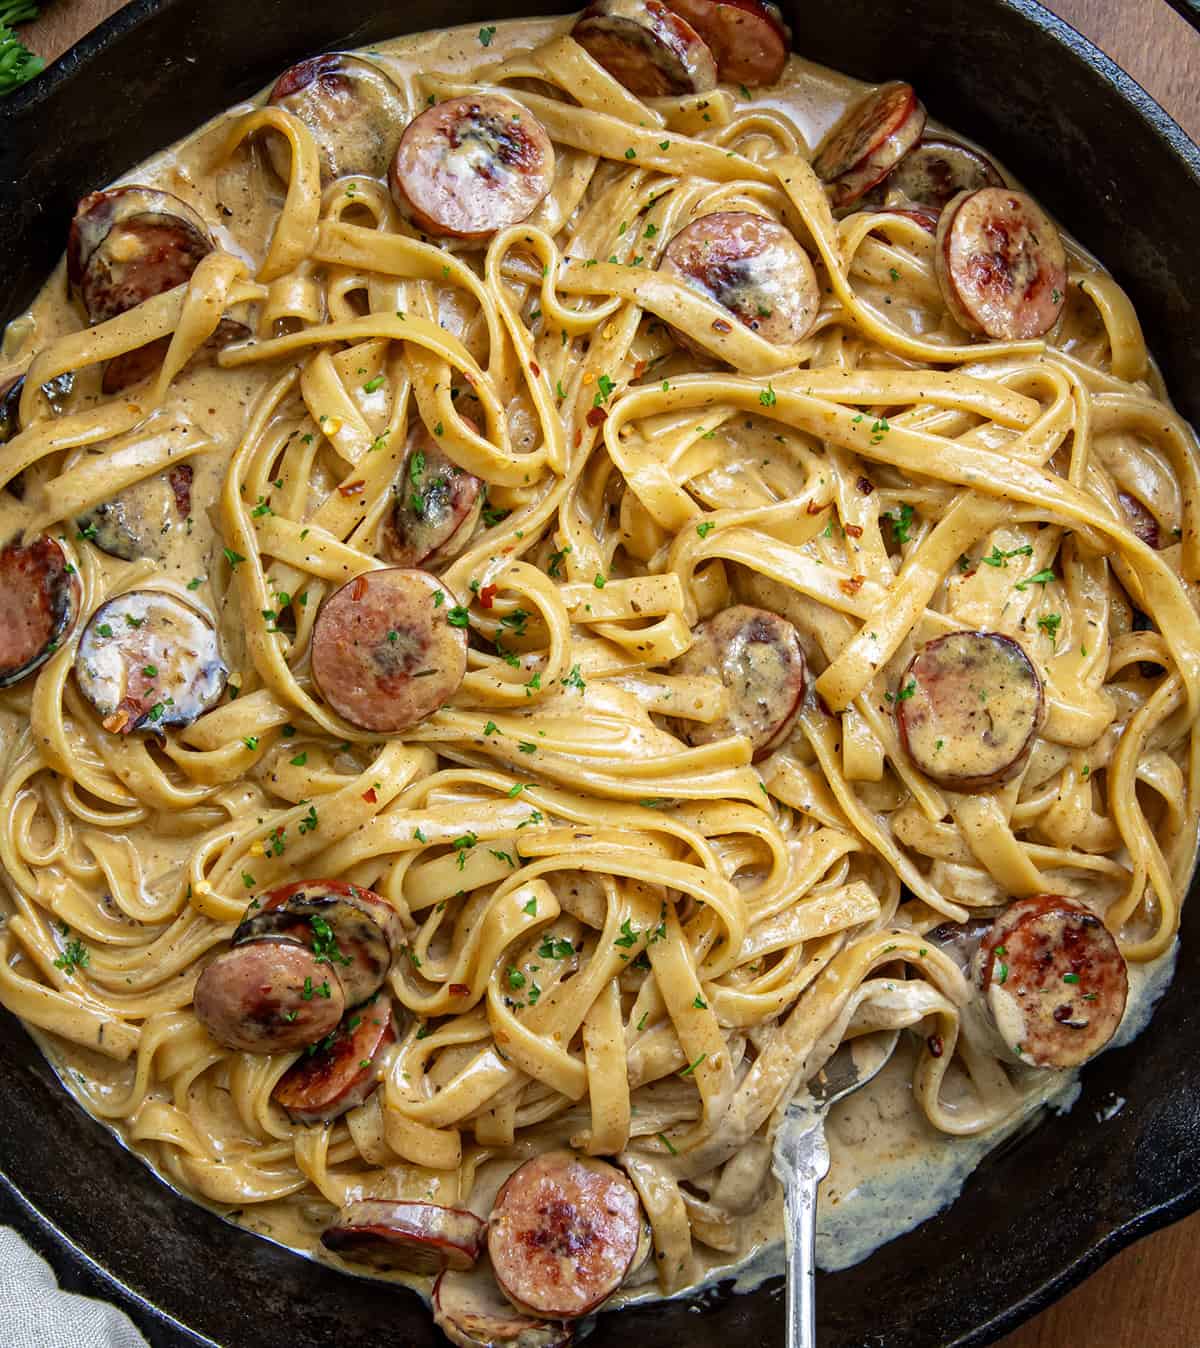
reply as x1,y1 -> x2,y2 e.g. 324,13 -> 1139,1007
895,631 -> 1043,791
663,0 -> 787,87
267,53 -> 406,184
875,137 -> 1003,213
971,894 -> 1128,1069
273,996 -> 396,1124
233,879 -> 403,1008
935,187 -> 1068,340
0,377 -> 22,446
390,95 -> 555,242
322,1199 -> 486,1274
669,604 -> 807,760
73,589 -> 227,734
0,536 -> 79,688
434,1266 -> 573,1348
194,935 -> 347,1054
659,211 -> 819,349
101,318 -> 251,396
383,427 -> 482,569
67,187 -> 213,325
311,567 -> 467,732
487,1152 -> 642,1320
573,0 -> 718,97
1118,490 -> 1163,550
812,82 -> 926,210
76,465 -> 192,562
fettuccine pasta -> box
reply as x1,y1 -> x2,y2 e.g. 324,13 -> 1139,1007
0,9 -> 1195,1325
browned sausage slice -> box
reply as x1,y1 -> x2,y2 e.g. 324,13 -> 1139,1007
659,211 -> 819,349
873,206 -> 940,233
434,1267 -> 573,1348
273,996 -> 396,1124
1118,490 -> 1162,550
267,53 -> 406,185
390,95 -> 556,242
928,918 -> 992,972
74,589 -> 227,734
669,604 -> 807,760
322,1198 -> 486,1273
383,427 -> 482,569
895,631 -> 1043,790
935,187 -> 1068,340
973,894 -> 1128,1068
0,377 -> 21,446
101,318 -> 252,396
487,1152 -> 642,1320
0,536 -> 79,688
574,0 -> 717,97
194,936 -> 347,1054
311,568 -> 467,732
76,465 -> 192,562
878,137 -> 1004,212
812,82 -> 926,210
67,187 -> 212,324
233,879 -> 403,1007
663,0 -> 787,87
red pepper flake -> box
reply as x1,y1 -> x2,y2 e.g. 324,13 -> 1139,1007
479,584 -> 497,609
844,523 -> 864,538
927,1034 -> 945,1059
362,787 -> 378,804
529,362 -> 541,377
711,318 -> 732,334
633,360 -> 647,378
351,575 -> 369,601
338,479 -> 366,497
449,983 -> 470,998
586,406 -> 608,427
839,574 -> 866,596
856,476 -> 874,495
806,500 -> 827,515
574,428 -> 583,448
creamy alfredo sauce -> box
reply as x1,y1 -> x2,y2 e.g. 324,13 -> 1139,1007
0,11 -> 1184,1319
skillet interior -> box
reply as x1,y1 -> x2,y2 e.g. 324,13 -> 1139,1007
1,2 -> 1199,1344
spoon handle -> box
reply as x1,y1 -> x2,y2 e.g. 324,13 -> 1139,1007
782,1122 -> 831,1348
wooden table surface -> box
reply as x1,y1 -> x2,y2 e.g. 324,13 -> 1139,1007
17,1 -> 1200,1345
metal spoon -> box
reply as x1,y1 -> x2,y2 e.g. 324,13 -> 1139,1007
772,1030 -> 901,1348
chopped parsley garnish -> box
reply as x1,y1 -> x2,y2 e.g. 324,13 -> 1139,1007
297,803 -> 319,834
563,664 -> 586,692
615,918 -> 639,949
759,385 -> 777,408
309,914 -> 351,966
1016,568 -> 1057,591
363,375 -> 385,394
53,937 -> 90,976
696,521 -> 715,539
478,24 -> 496,45
223,547 -> 245,568
538,934 -> 575,961
447,605 -> 471,628
1038,612 -> 1062,643
887,503 -> 915,545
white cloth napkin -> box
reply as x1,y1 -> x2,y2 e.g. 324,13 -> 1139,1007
0,1227 -> 149,1348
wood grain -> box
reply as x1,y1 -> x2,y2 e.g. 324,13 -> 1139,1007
13,2 -> 1200,1347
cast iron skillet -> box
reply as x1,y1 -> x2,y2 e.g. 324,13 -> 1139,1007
1,2 -> 1199,1345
